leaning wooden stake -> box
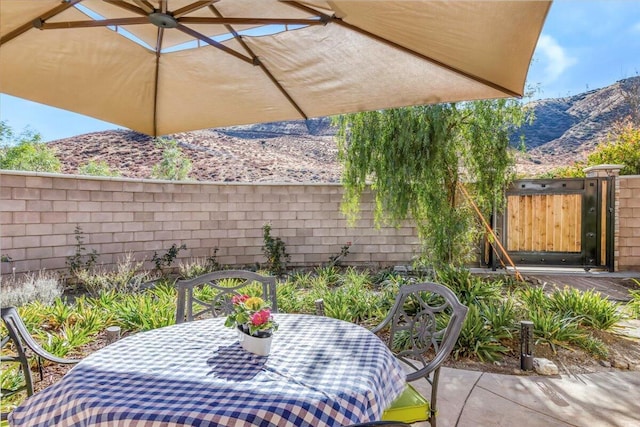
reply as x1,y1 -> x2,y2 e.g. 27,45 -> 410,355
457,183 -> 524,282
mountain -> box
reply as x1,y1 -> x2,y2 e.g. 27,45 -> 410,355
47,77 -> 638,181
514,76 -> 638,175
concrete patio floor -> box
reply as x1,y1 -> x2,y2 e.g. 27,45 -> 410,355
409,367 -> 640,427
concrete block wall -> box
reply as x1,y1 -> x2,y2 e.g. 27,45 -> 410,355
617,175 -> 640,271
0,171 -> 421,276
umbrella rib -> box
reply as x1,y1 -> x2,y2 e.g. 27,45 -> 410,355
173,1 -> 219,19
133,0 -> 155,14
0,0 -> 83,46
103,0 -> 149,16
283,1 -> 522,98
208,5 -> 308,120
178,17 -> 326,26
38,17 -> 150,29
175,24 -> 253,65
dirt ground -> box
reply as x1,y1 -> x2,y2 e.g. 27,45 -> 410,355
444,328 -> 640,376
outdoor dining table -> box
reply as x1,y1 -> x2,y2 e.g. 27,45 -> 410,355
9,314 -> 406,427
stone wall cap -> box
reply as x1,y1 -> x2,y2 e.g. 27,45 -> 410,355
583,164 -> 624,172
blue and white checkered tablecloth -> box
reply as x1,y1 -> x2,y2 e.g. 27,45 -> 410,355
10,314 -> 406,427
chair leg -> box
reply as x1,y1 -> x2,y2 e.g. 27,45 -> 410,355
429,368 -> 441,427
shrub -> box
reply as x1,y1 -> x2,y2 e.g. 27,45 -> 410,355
75,253 -> 151,296
150,138 -> 192,180
178,250 -> 222,279
312,265 -> 342,287
262,224 -> 289,276
78,160 -> 120,177
548,287 -> 622,330
480,297 -> 520,339
0,125 -> 61,173
316,281 -> 385,325
625,279 -> 640,319
452,304 -> 510,362
110,285 -> 176,331
518,286 -> 549,311
1,270 -> 63,307
66,225 -> 99,276
434,266 -> 502,306
152,243 -> 187,277
328,242 -> 352,267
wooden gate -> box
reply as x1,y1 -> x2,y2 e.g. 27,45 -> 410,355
492,178 -> 615,271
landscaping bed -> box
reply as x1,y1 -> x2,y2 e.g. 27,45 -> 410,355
3,262 -> 640,413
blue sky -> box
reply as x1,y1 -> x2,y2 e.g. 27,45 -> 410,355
1,0 -> 639,142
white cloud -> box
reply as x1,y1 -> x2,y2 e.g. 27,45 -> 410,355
536,35 -> 578,82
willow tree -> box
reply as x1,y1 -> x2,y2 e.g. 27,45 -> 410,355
334,100 -> 530,266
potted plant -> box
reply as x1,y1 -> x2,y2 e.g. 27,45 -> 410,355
225,294 -> 278,356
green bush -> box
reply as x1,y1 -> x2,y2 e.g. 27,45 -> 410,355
0,123 -> 61,173
625,279 -> 640,319
66,225 -> 99,276
434,266 -> 502,306
262,224 -> 289,276
75,253 -> 151,296
452,304 -> 510,362
150,138 -> 192,180
548,287 -> 622,330
178,250 -> 222,279
152,243 -> 187,278
1,270 -> 63,307
110,285 -> 176,332
78,160 -> 120,177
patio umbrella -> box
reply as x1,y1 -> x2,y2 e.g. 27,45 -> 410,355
0,0 -> 551,137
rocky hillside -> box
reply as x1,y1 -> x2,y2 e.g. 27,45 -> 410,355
515,76 -> 638,175
48,77 -> 638,181
50,127 -> 340,183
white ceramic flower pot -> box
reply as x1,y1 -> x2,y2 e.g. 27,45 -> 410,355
238,330 -> 273,356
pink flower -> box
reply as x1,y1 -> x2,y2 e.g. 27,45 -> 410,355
232,294 -> 250,305
250,309 -> 271,327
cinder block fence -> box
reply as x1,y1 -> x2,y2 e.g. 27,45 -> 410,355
617,175 -> 640,271
1,171 -> 638,276
0,171 -> 421,276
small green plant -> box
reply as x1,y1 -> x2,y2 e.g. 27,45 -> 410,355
66,225 -> 99,275
75,253 -> 151,296
262,224 -> 289,276
179,248 -> 223,279
548,287 -> 623,330
480,297 -> 519,339
452,304 -> 510,362
527,308 -> 585,353
78,160 -> 121,177
0,123 -> 61,173
150,138 -> 192,180
312,265 -> 342,287
1,270 -> 63,307
110,285 -> 176,331
328,241 -> 352,267
152,243 -> 187,277
434,266 -> 502,306
627,280 -> 640,319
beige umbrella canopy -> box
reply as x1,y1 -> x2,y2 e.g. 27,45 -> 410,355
0,0 -> 551,137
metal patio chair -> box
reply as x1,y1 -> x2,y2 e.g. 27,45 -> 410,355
175,270 -> 277,324
373,282 -> 468,427
1,306 -> 80,420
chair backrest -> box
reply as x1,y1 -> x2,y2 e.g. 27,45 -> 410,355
175,270 -> 277,324
372,282 -> 468,382
1,306 -> 80,399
